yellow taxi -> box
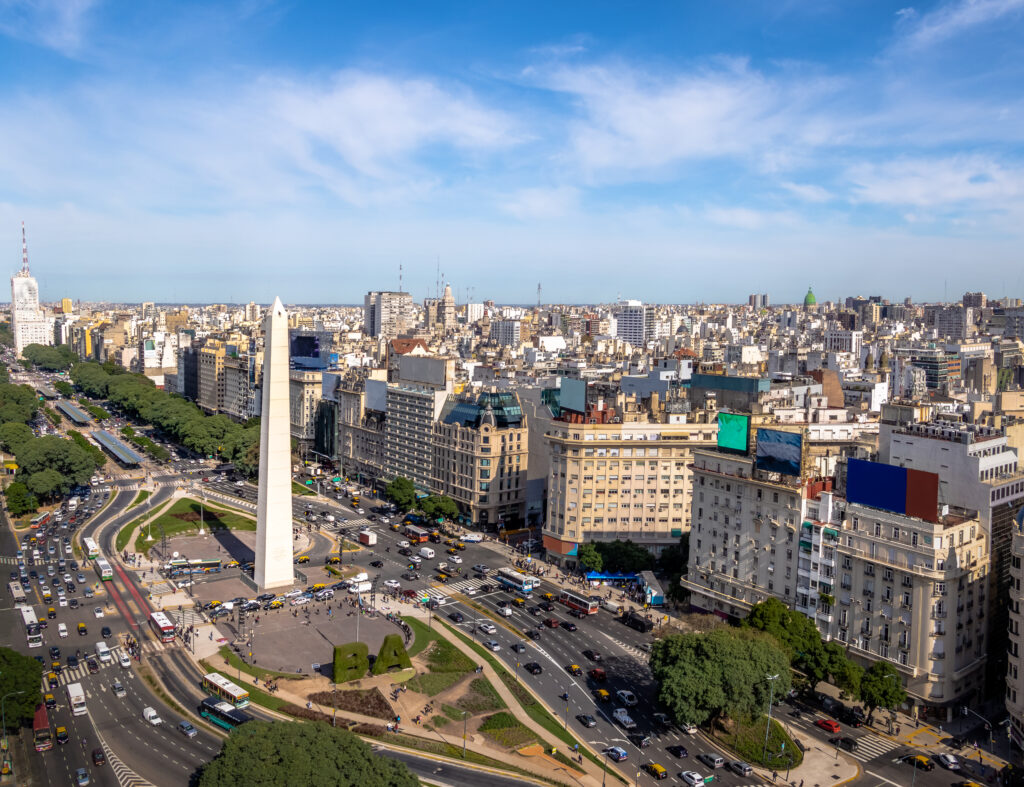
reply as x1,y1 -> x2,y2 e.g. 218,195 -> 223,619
225,560 -> 240,568
266,600 -> 284,609
325,556 -> 341,565
436,574 -> 449,583
311,583 -> 327,592
594,689 -> 611,702
47,672 -> 58,689
454,542 -> 466,550
444,538 -> 455,547
512,597 -> 527,608
295,555 -> 310,564
55,726 -> 69,745
566,664 -> 582,676
390,523 -> 401,531
447,548 -> 458,555
47,607 -> 57,619
44,693 -> 56,709
642,763 -> 668,780
540,592 -> 555,602
77,622 -> 87,635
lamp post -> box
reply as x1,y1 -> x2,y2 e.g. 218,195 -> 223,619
562,687 -> 570,729
462,710 -> 468,759
2,690 -> 26,752
601,747 -> 610,787
762,673 -> 780,766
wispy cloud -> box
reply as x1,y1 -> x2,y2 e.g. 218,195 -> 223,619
897,0 -> 1024,49
780,181 -> 833,203
848,155 -> 1024,208
500,186 -> 579,220
0,0 -> 97,56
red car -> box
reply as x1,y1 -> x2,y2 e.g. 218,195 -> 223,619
816,719 -> 841,734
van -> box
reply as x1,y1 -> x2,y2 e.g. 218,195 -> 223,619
58,623 -> 68,638
143,707 -> 163,725
350,572 -> 369,584
95,642 -> 111,664
419,547 -> 435,560
349,581 -> 372,594
603,600 -> 624,615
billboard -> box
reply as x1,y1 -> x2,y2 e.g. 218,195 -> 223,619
717,412 -> 751,453
754,429 -> 802,476
847,459 -> 939,522
560,377 -> 587,414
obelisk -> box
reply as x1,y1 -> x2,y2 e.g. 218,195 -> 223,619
254,297 -> 294,590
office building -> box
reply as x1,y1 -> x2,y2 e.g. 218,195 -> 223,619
823,328 -> 863,356
10,222 -> 53,355
615,300 -> 653,348
490,319 -> 522,347
364,291 -> 413,338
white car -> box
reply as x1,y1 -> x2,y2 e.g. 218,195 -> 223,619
118,652 -> 131,669
464,586 -> 479,596
484,640 -> 501,652
478,622 -> 497,635
409,556 -> 422,565
616,689 -> 638,707
397,541 -> 410,549
449,555 -> 462,564
383,580 -> 401,591
289,596 -> 310,606
94,607 -> 104,618
680,772 -> 706,787
681,722 -> 698,734
58,596 -> 68,607
935,753 -> 960,770
283,589 -> 304,598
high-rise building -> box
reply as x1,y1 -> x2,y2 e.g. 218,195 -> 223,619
490,319 -> 522,347
10,222 -> 53,355
615,300 -> 653,348
244,301 -> 262,322
466,303 -> 485,323
748,293 -> 770,309
60,298 -> 73,314
823,328 -> 863,356
441,283 -> 456,332
364,291 -> 413,338
963,291 -> 987,310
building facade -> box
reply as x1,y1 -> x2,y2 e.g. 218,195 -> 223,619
364,291 -> 414,339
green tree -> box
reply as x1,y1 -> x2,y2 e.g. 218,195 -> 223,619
745,598 -> 829,690
0,382 -> 40,425
576,542 -> 603,572
651,628 -> 791,726
197,720 -> 418,787
594,539 -> 655,573
0,421 -> 34,453
419,495 -> 458,522
656,534 -> 689,602
858,661 -> 906,723
26,468 -> 68,499
0,646 -> 43,730
15,434 -> 98,487
823,641 -> 863,696
21,344 -> 78,371
54,380 -> 74,397
0,321 -> 12,348
385,477 -> 416,512
70,362 -> 112,398
3,481 -> 38,516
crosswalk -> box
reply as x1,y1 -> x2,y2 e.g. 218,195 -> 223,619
41,642 -> 162,690
787,714 -> 901,764
0,555 -> 18,565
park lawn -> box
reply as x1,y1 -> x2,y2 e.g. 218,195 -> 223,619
453,676 -> 506,713
216,646 -> 301,682
478,711 -> 538,749
406,672 -> 465,696
128,490 -> 150,509
711,714 -> 803,770
404,616 -> 437,658
292,481 -> 316,496
134,497 -> 255,553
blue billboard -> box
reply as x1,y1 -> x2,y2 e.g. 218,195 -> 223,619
754,429 -> 802,476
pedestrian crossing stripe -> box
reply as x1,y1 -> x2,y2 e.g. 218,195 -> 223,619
40,642 -> 163,690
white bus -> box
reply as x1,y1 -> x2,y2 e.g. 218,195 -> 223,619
8,581 -> 27,604
201,673 -> 250,708
66,682 -> 87,716
83,537 -> 99,559
495,567 -> 538,594
19,605 -> 43,648
94,557 -> 113,581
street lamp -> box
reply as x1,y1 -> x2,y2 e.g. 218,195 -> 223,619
2,690 -> 26,752
762,673 -> 780,766
561,687 -> 571,729
462,710 -> 468,759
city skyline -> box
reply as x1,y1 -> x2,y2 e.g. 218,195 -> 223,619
2,1 -> 1024,303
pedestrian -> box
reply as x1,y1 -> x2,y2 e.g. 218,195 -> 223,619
772,771 -> 777,782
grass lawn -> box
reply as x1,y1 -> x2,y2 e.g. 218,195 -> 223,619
134,497 -> 255,553
453,677 -> 506,713
711,714 -> 803,770
292,481 -> 316,496
406,672 -> 465,696
478,711 -> 538,749
216,646 -> 301,682
128,489 -> 150,509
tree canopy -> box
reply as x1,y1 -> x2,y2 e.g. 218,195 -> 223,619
3,481 -> 38,516
16,435 -> 98,490
858,661 -> 906,722
0,382 -> 39,426
576,542 -> 603,572
0,421 -> 34,453
385,477 -> 416,512
419,494 -> 458,521
0,647 -> 43,730
197,721 -> 418,787
21,343 -> 78,371
650,628 -> 791,726
593,539 -> 655,574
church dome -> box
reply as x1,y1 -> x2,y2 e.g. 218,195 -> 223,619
803,287 -> 817,307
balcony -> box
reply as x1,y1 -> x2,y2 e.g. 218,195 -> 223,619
930,652 -> 946,660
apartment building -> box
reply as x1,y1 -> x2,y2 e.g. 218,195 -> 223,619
433,391 -> 529,529
543,419 -> 718,567
222,352 -> 261,421
196,341 -> 227,414
1008,508 -> 1024,750
683,449 -> 990,721
289,369 -> 323,445
364,291 -> 413,339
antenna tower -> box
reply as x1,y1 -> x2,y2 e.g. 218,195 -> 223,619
537,282 -> 542,308
21,221 -> 29,273
399,264 -> 403,293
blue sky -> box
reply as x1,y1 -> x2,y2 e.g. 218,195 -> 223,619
2,0 -> 1023,305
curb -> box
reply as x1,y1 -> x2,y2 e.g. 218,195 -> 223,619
370,740 -> 555,787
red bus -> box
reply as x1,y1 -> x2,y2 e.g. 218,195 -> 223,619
33,703 -> 52,751
404,525 -> 429,544
558,589 -> 599,615
149,611 -> 176,643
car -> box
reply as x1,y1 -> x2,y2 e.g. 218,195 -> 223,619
409,556 -> 422,565
616,689 -> 638,707
75,767 -> 91,786
829,736 -> 859,752
67,655 -> 79,669
901,754 -> 934,771
50,645 -> 61,659
728,761 -> 753,776
82,588 -> 93,599
526,629 -> 541,640
77,622 -> 87,635
76,573 -> 85,584
449,555 -> 462,564
383,579 -> 401,591
472,564 -> 489,574
448,612 -> 465,623
695,753 -> 724,769
576,713 -> 597,728
667,745 -> 689,758
561,621 -> 578,632
478,622 -> 496,635
101,626 -> 112,638
588,668 -> 607,682
111,680 -> 126,697
69,597 -> 79,608
178,720 -> 198,738
524,662 -> 542,675
369,560 -> 384,568
87,658 -> 99,674
44,693 -> 57,709
543,617 -> 560,628
401,572 -> 419,581
642,763 -> 668,780
679,772 -> 706,787
539,601 -> 554,611
629,733 -> 652,748
93,607 -> 104,618
56,726 -> 70,744
816,719 -> 841,734
604,746 -> 628,762
936,753 -> 961,770
92,747 -> 106,766
511,642 -> 526,653
952,782 -> 986,787
566,664 -> 582,676
484,640 -> 501,652
583,649 -> 602,662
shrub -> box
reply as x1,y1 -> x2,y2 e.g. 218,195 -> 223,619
333,642 -> 370,683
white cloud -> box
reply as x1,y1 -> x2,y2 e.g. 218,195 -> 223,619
780,181 -> 833,202
500,186 -> 579,220
702,205 -> 800,230
848,155 -> 1024,208
0,0 -> 97,56
897,0 -> 1024,49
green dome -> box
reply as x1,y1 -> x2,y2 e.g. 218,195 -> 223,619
803,287 -> 817,307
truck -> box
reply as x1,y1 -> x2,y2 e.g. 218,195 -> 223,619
143,706 -> 163,725
67,497 -> 79,512
461,533 -> 483,543
613,708 -> 637,729
348,581 -> 372,594
358,530 -> 377,546
419,547 -> 435,560
621,611 -> 654,633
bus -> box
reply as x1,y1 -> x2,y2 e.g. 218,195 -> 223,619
19,605 -> 43,648
9,581 -> 27,604
404,525 -> 429,544
149,611 -> 176,643
201,673 -> 250,708
495,568 -> 538,594
94,557 -> 113,581
165,558 -> 221,577
83,537 -> 99,559
198,697 -> 253,730
32,703 -> 52,751
559,589 -> 599,615
31,512 -> 51,529
66,683 -> 87,717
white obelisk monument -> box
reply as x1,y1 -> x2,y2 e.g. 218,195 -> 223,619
254,297 -> 294,590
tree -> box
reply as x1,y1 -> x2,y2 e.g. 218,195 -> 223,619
650,628 -> 791,726
858,661 -> 906,723
576,543 -> 603,572
0,421 -> 34,453
419,495 -> 458,522
745,598 -> 829,690
594,539 -> 655,574
54,380 -> 74,397
3,481 -> 38,516
70,362 -> 111,398
0,647 -> 43,730
197,720 -> 418,787
656,534 -> 690,602
823,641 -> 863,696
384,477 -> 416,512
15,435 -> 98,488
21,344 -> 78,371
26,468 -> 68,499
